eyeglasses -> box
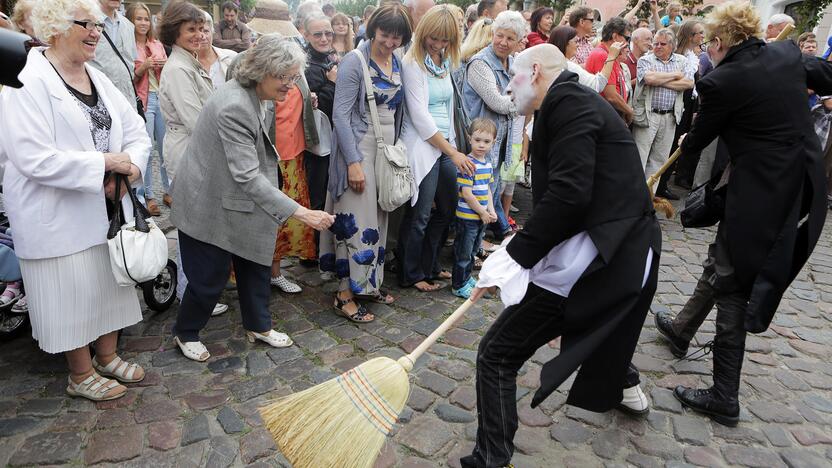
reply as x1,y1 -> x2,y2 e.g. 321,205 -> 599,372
699,39 -> 714,52
277,73 -> 303,84
653,41 -> 669,47
311,31 -> 334,39
623,35 -> 631,43
582,17 -> 594,22
73,20 -> 105,32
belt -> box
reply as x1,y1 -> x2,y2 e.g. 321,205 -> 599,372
652,109 -> 673,114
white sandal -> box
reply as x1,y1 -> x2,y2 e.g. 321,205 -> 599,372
212,303 -> 229,316
246,330 -> 293,348
270,275 -> 302,294
174,336 -> 210,362
92,355 -> 145,383
66,373 -> 126,401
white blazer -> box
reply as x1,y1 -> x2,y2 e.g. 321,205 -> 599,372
400,57 -> 456,206
0,48 -> 150,260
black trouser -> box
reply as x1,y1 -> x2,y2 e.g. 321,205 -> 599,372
305,152 -> 330,255
173,231 -> 272,342
671,225 -> 747,402
460,285 -> 641,468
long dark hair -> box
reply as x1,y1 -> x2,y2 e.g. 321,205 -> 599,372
548,25 -> 577,56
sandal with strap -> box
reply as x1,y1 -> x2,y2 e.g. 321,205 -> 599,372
333,295 -> 375,323
358,289 -> 395,304
92,355 -> 145,383
66,373 -> 126,401
174,336 -> 210,362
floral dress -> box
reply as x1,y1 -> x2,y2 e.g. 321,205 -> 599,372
319,55 -> 403,295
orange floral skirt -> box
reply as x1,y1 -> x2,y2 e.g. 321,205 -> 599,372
274,153 -> 316,262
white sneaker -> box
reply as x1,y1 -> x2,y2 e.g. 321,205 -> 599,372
619,384 -> 650,415
246,329 -> 293,348
510,204 -> 519,213
211,303 -> 229,316
271,275 -> 302,293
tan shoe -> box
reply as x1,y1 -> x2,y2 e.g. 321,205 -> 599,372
146,199 -> 162,216
162,194 -> 173,207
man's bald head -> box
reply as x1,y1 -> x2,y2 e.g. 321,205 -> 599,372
631,27 -> 653,55
510,44 -> 568,115
513,44 -> 567,82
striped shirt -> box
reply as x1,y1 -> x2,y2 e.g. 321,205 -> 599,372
456,156 -> 494,220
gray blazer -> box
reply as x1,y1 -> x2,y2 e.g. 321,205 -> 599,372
169,80 -> 300,266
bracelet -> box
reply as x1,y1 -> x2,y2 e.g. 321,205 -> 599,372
605,58 -> 618,64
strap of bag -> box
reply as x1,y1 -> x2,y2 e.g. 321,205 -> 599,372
106,174 -> 151,240
351,50 -> 385,148
101,29 -> 143,109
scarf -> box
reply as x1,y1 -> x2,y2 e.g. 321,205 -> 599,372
424,54 -> 449,79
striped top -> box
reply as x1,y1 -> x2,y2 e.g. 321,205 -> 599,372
456,156 -> 493,220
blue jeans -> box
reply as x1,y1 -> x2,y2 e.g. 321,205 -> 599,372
452,218 -> 485,290
139,91 -> 170,201
489,166 -> 511,238
397,154 -> 457,285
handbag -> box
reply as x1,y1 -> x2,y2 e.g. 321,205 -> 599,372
451,72 -> 471,155
680,165 -> 730,228
308,109 -> 332,157
106,174 -> 168,286
102,29 -> 146,121
352,50 -> 413,212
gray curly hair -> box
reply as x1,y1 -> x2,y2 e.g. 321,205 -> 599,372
235,34 -> 307,88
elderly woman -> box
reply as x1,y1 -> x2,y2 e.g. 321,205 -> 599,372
548,25 -> 621,93
127,2 -> 169,216
320,4 -> 412,323
331,12 -> 354,57
198,11 -> 238,89
462,10 -> 526,244
0,0 -> 151,401
10,0 -> 39,41
170,34 -> 334,362
526,7 -> 554,47
398,5 -> 474,292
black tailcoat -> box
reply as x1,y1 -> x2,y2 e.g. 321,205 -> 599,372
507,72 -> 662,411
681,39 -> 832,332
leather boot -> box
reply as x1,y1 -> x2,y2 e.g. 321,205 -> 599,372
654,311 -> 689,358
674,344 -> 742,426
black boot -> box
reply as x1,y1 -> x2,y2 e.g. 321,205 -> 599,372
674,344 -> 742,426
654,311 -> 689,358
674,386 -> 739,426
655,187 -> 680,200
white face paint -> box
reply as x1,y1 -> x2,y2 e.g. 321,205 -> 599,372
509,63 -> 537,116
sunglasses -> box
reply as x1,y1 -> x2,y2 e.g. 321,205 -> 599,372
311,31 -> 334,39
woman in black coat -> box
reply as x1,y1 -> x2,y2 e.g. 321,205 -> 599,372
670,1 -> 832,426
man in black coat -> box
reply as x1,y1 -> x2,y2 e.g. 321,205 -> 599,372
656,1 -> 832,426
460,44 -> 662,468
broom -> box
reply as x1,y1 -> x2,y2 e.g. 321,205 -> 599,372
647,23 -> 795,219
260,298 -> 477,468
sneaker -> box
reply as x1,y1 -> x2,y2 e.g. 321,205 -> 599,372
211,303 -> 229,316
452,281 -> 475,299
510,204 -> 519,213
271,275 -> 302,293
0,284 -> 22,307
465,277 -> 477,289
10,295 -> 27,314
618,384 -> 650,416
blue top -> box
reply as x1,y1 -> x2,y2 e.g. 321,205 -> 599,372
660,15 -> 683,27
428,73 -> 453,138
456,155 -> 493,220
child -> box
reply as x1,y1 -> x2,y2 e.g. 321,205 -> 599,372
453,119 -> 498,298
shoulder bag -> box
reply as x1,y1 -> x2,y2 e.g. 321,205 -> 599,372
352,50 -> 413,212
451,71 -> 471,155
680,165 -> 730,229
107,174 -> 168,286
102,29 -> 146,121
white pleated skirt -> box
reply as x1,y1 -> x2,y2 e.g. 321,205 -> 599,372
19,244 -> 142,354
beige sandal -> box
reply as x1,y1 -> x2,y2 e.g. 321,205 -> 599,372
92,355 -> 145,383
66,373 -> 126,401
174,336 -> 210,362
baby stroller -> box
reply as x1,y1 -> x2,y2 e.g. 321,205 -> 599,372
141,258 -> 177,312
0,220 -> 28,340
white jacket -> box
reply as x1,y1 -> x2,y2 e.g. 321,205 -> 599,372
0,48 -> 150,260
400,57 -> 456,206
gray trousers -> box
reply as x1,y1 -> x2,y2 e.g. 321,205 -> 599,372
634,112 -> 677,194
693,138 -> 719,187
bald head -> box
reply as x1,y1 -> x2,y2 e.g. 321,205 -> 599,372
514,44 -> 567,80
630,27 -> 653,56
510,44 -> 568,115
406,0 -> 435,26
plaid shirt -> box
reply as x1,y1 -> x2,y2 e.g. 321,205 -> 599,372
637,53 -> 692,111
572,35 -> 594,66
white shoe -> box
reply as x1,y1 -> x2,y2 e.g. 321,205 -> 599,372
619,384 -> 650,415
211,303 -> 229,316
174,336 -> 210,362
510,204 -> 519,213
246,330 -> 293,348
271,275 -> 302,293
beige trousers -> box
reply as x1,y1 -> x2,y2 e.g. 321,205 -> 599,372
633,112 -> 677,194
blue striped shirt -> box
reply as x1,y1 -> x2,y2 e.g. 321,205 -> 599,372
456,156 -> 493,220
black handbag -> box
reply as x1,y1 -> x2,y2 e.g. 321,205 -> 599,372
680,165 -> 730,228
450,73 -> 471,155
102,30 -> 146,121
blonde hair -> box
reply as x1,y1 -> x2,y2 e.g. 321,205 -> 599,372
406,5 -> 461,69
31,0 -> 104,45
331,12 -> 355,53
126,2 -> 155,41
11,0 -> 35,32
461,18 -> 493,62
704,0 -> 762,48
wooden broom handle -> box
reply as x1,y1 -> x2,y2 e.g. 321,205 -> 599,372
398,299 -> 476,371
775,23 -> 795,41
646,147 -> 683,189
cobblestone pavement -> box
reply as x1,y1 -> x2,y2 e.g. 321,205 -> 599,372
1,185 -> 832,467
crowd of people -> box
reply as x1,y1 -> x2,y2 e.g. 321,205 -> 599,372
1,0 -> 831,465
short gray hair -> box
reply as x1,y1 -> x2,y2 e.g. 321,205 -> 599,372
768,13 -> 794,27
492,10 -> 526,40
31,0 -> 103,44
303,12 -> 330,33
235,34 -> 307,88
204,10 -> 213,29
295,1 -> 324,28
654,28 -> 676,49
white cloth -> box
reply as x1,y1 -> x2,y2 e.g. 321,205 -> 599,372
477,233 -> 654,307
0,48 -> 151,260
566,61 -> 608,93
20,244 -> 142,354
400,57 -> 456,206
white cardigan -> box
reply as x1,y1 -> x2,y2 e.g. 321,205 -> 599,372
0,48 -> 150,259
567,61 -> 608,93
400,57 -> 456,206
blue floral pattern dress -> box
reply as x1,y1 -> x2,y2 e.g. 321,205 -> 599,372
319,56 -> 404,295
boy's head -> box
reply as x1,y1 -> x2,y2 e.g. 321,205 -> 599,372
469,118 -> 498,158
802,39 -> 818,55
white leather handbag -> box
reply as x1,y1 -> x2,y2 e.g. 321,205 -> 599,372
308,109 -> 332,157
106,175 -> 168,286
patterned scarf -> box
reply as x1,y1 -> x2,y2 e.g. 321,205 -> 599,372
424,54 -> 449,79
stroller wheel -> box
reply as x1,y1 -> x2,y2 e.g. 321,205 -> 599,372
142,259 -> 177,312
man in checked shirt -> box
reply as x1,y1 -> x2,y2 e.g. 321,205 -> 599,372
631,28 -> 694,192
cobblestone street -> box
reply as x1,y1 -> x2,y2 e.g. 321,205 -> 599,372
1,186 -> 831,467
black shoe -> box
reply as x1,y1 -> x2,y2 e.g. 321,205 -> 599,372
655,188 -> 680,200
654,311 -> 689,358
674,386 -> 740,427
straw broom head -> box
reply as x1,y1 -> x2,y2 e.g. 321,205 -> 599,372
260,300 -> 475,468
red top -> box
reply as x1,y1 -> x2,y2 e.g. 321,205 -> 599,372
584,43 -> 627,101
274,87 -> 306,161
133,39 -> 167,109
526,31 -> 549,47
